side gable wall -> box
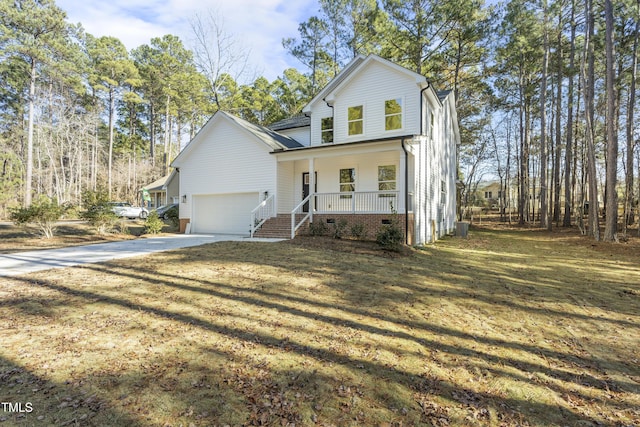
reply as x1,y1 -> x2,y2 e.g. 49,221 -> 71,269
178,119 -> 277,219
309,60 -> 421,146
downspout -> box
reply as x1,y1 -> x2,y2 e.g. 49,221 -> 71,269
401,137 -> 409,245
419,82 -> 431,135
416,81 -> 431,244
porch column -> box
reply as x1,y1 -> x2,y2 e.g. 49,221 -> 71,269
309,157 -> 315,222
399,151 -> 406,213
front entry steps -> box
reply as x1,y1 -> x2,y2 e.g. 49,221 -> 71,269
253,214 -> 308,239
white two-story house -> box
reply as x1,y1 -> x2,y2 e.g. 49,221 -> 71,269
171,54 -> 459,245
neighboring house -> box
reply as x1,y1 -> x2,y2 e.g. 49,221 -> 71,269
171,54 -> 459,245
477,181 -> 502,208
142,172 -> 180,209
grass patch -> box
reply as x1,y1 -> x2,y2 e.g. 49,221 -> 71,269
0,220 -> 177,254
0,226 -> 639,426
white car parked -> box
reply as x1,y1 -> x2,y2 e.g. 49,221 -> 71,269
109,202 -> 149,219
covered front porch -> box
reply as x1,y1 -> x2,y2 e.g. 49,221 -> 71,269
250,139 -> 415,239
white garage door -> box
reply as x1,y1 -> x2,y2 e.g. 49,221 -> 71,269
192,193 -> 259,234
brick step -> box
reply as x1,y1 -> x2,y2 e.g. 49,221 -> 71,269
253,214 -> 309,239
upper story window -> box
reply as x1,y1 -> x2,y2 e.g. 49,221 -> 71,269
429,112 -> 435,139
321,117 -> 333,143
385,99 -> 402,131
348,105 -> 363,135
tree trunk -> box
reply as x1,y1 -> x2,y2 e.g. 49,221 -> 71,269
540,0 -> 549,229
584,0 -> 600,240
563,0 -> 577,227
553,10 -> 563,225
624,0 -> 639,233
603,0 -> 618,242
108,86 -> 115,198
25,58 -> 37,207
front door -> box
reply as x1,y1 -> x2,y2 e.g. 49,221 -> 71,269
302,172 -> 317,213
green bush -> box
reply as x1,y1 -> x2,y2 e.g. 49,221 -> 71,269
308,220 -> 328,236
80,189 -> 118,234
331,219 -> 348,239
350,223 -> 367,240
143,211 -> 164,234
166,206 -> 179,228
9,196 -> 66,238
376,206 -> 404,251
376,223 -> 404,251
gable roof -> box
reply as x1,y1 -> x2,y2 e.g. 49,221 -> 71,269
268,114 -> 311,131
222,112 -> 303,149
142,174 -> 171,191
172,111 -> 303,167
437,90 -> 453,103
303,54 -> 429,113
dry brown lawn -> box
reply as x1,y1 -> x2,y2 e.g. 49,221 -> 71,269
0,223 -> 639,426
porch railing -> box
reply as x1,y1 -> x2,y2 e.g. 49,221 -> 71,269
291,195 -> 312,239
250,194 -> 276,238
313,190 -> 400,213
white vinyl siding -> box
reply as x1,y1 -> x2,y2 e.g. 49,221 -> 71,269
278,127 -> 310,146
330,61 -> 420,143
178,118 -> 276,225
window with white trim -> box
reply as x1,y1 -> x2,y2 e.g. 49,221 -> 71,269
385,99 -> 402,130
340,168 -> 355,198
321,117 -> 333,143
378,165 -> 396,191
378,165 -> 397,198
348,105 -> 363,135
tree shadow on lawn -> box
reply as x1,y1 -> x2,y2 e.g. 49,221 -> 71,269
8,245 -> 638,426
0,354 -> 143,426
81,255 -> 639,400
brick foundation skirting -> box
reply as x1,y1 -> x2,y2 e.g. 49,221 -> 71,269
298,213 -> 415,245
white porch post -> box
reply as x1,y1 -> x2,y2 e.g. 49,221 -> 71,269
399,151 -> 406,213
309,157 -> 315,222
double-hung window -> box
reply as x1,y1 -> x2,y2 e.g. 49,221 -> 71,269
321,117 -> 333,143
378,165 -> 396,198
340,168 -> 355,198
385,99 -> 402,130
348,106 -> 363,135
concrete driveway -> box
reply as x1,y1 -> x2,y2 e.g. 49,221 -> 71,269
0,234 -> 277,277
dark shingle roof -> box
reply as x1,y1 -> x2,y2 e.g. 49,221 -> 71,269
268,115 -> 311,131
437,90 -> 452,102
221,112 -> 303,150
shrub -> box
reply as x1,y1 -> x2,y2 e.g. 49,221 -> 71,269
80,189 -> 118,234
331,219 -> 348,239
143,211 -> 164,234
308,220 -> 328,236
9,196 -> 66,238
350,222 -> 367,240
166,206 -> 179,228
376,206 -> 404,251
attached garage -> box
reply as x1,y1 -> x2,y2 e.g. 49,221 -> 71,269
191,192 -> 260,235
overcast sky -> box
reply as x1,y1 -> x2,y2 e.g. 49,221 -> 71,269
57,0 -> 318,82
